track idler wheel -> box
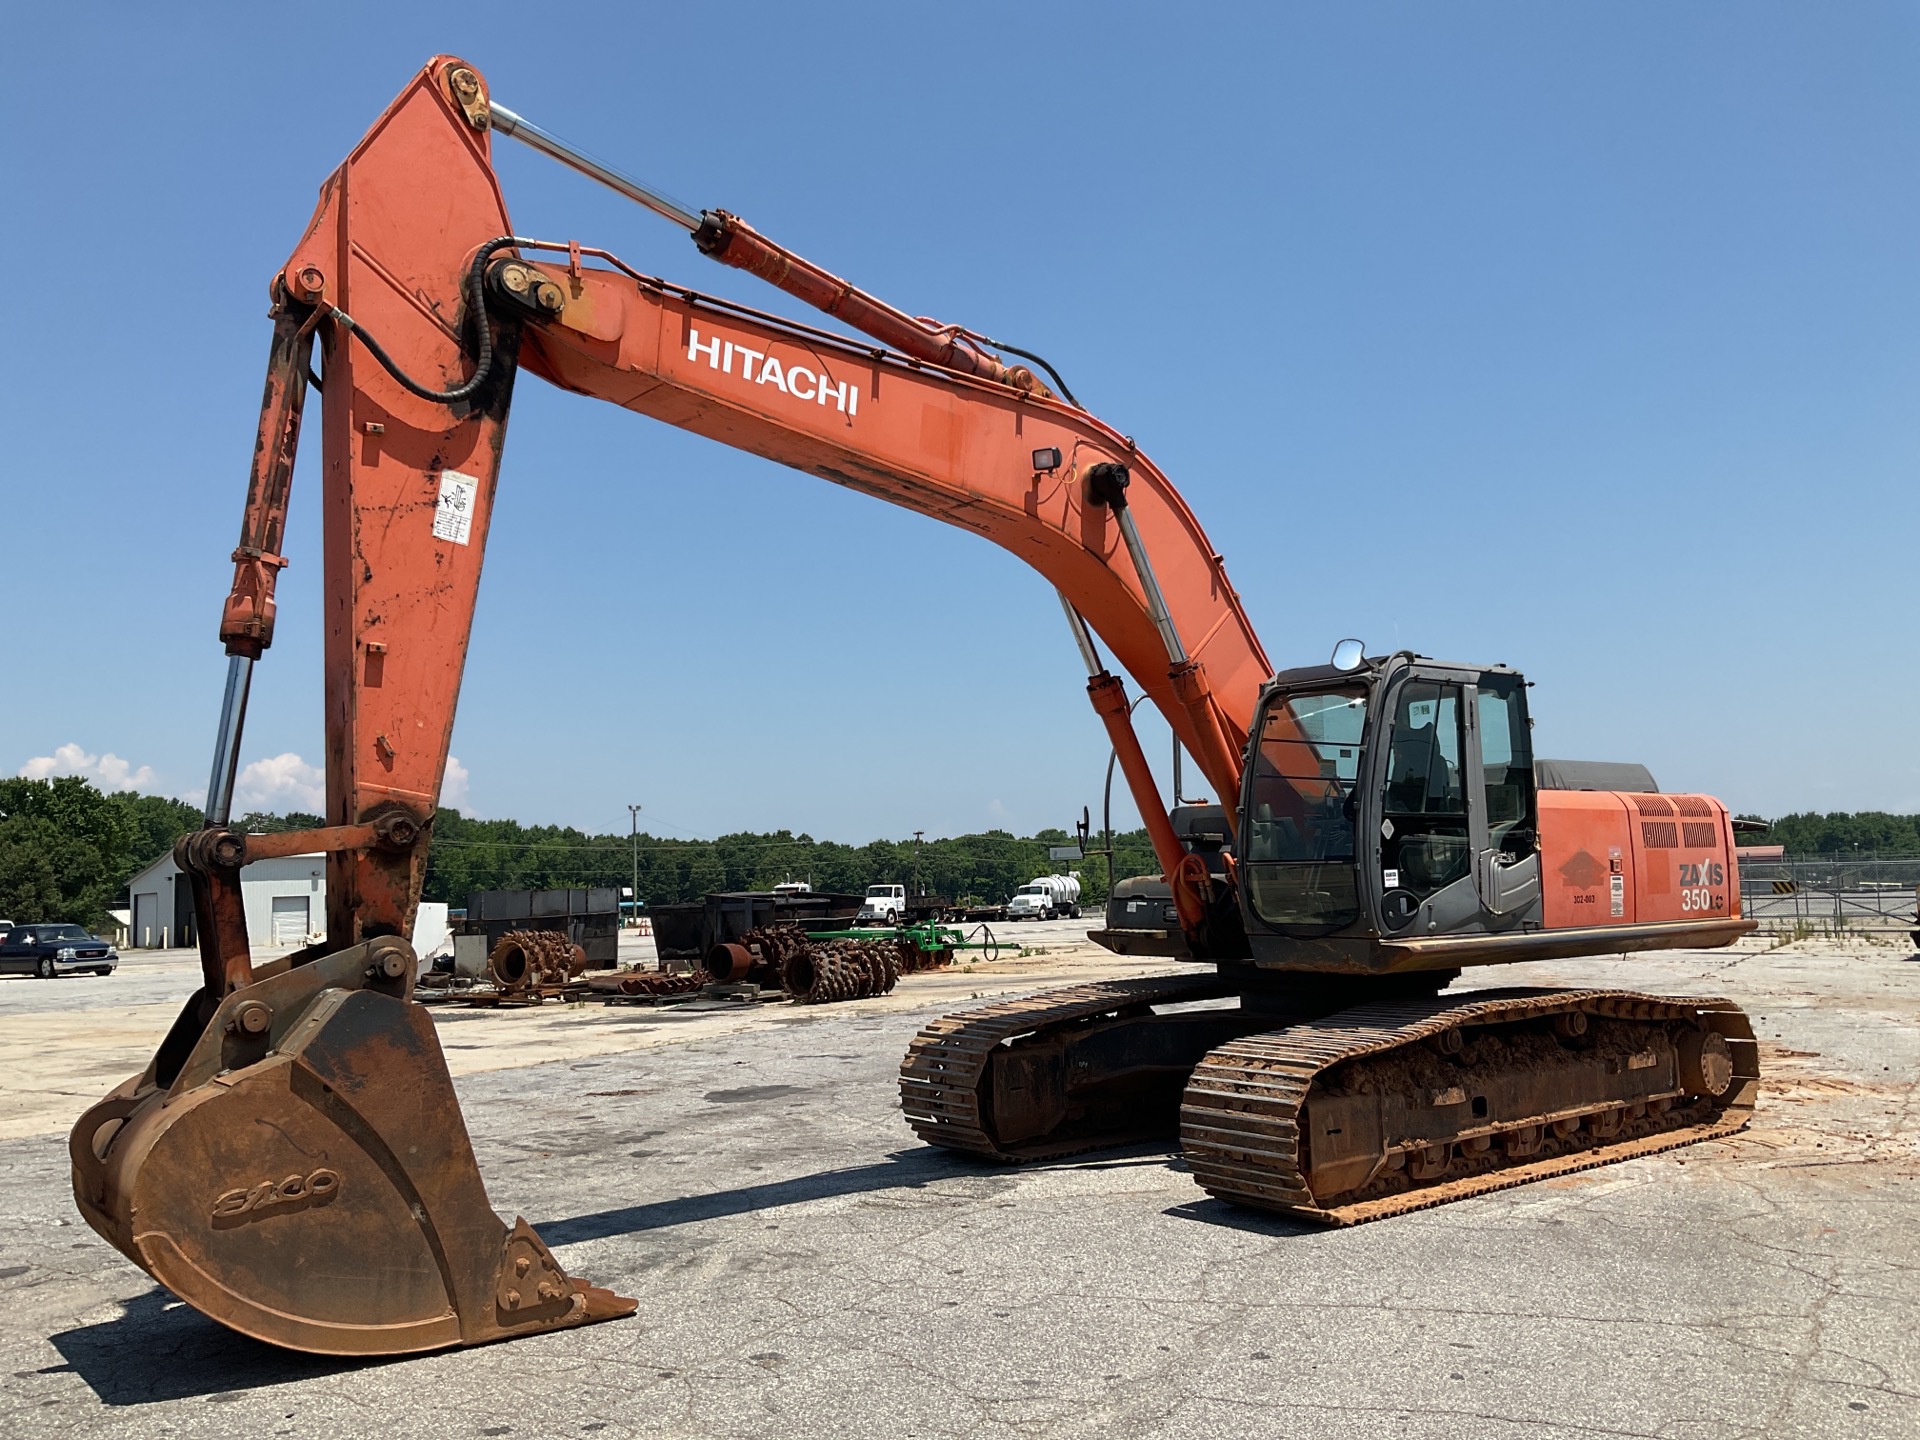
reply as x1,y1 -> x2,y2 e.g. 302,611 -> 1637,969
68,937 -> 635,1356
1677,1027 -> 1735,1098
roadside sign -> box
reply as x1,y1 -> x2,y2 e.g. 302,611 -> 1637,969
1049,845 -> 1084,862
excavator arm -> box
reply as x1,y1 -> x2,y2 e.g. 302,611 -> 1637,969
69,55 -> 1274,1357
215,55 -> 1269,958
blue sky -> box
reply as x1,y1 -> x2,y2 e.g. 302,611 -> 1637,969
2,3 -> 1915,839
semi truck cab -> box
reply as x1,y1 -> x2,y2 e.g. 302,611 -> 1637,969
857,885 -> 905,923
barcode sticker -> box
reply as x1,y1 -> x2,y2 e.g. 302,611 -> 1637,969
432,470 -> 479,545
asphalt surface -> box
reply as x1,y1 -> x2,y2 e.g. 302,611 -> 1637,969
0,929 -> 1915,1439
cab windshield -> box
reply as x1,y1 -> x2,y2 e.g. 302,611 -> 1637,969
1244,687 -> 1366,931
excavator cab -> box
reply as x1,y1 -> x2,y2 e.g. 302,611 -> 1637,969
1238,653 -> 1545,968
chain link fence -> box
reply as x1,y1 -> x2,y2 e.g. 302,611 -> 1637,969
1738,855 -> 1920,936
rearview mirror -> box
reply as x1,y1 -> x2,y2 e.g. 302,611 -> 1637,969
1330,637 -> 1366,671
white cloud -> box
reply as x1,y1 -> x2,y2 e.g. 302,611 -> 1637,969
442,755 -> 471,812
217,752 -> 469,817
19,743 -> 156,792
234,753 -> 326,813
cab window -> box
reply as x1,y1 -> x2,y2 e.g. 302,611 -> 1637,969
1385,683 -> 1463,816
1476,673 -> 1535,857
1244,687 -> 1366,930
1382,681 -> 1469,898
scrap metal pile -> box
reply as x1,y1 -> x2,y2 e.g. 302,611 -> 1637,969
782,938 -> 900,1004
421,920 -> 982,1012
415,927 -> 595,1004
702,923 -> 962,1004
487,929 -> 587,992
584,968 -> 706,999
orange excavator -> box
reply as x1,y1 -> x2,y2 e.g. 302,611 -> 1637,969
69,56 -> 1759,1357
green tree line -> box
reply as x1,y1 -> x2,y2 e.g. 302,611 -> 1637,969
0,776 -> 1163,926
0,778 -> 202,927
1731,811 -> 1920,856
423,811 -> 1158,908
13,773 -> 1911,931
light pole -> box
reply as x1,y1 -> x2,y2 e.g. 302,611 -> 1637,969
628,804 -> 643,928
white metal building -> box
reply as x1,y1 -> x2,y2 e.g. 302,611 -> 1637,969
127,851 -> 327,949
127,852 -> 451,958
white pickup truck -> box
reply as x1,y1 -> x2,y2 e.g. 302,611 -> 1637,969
856,884 -> 906,923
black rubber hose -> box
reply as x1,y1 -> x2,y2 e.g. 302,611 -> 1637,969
975,335 -> 1080,408
326,236 -> 522,404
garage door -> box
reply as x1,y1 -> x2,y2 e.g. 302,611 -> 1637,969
133,893 -> 158,949
270,895 -> 310,945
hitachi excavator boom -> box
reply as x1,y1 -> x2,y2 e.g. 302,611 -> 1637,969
73,55 -> 1757,1357
72,52 -> 1262,1357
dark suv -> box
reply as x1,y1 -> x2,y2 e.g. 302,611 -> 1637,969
0,924 -> 118,978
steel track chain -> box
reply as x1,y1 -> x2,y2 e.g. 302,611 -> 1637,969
899,972 -> 1238,1161
1179,987 -> 1759,1225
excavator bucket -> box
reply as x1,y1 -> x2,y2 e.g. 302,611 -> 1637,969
69,937 -> 634,1356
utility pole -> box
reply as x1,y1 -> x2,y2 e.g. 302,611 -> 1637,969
628,804 -> 643,928
913,830 -> 925,897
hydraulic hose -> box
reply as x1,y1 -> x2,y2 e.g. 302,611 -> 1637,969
325,236 -> 522,404
971,334 -> 1080,409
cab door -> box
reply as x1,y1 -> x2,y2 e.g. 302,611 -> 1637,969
1461,674 -> 1542,916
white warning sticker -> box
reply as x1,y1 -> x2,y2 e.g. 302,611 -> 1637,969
432,470 -> 479,545
1609,873 -> 1625,918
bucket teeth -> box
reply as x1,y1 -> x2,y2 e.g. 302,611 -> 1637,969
495,1219 -> 638,1329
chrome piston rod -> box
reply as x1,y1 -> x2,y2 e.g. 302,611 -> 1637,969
489,102 -> 702,232
204,654 -> 253,827
1057,592 -> 1104,677
1110,503 -> 1187,667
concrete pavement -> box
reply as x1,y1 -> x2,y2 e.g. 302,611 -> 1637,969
0,929 -> 1914,1438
